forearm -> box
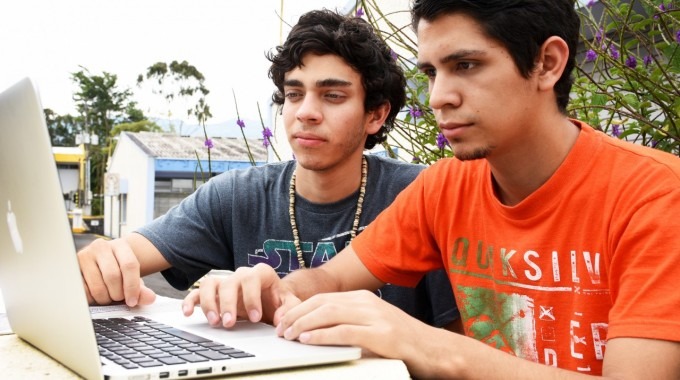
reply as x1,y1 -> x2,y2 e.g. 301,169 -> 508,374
282,246 -> 384,301
123,232 -> 171,276
407,326 -> 595,379
406,327 -> 680,379
280,267 -> 341,301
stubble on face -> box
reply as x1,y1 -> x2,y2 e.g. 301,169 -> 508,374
451,145 -> 492,161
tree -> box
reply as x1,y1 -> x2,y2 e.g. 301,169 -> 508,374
137,60 -> 214,175
71,68 -> 138,214
137,60 -> 212,131
44,108 -> 80,146
108,119 -> 163,155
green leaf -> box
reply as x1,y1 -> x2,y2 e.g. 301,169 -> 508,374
592,94 -> 609,106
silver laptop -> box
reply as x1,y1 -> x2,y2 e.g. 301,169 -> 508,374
0,78 -> 361,379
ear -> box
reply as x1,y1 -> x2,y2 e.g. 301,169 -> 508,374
366,102 -> 391,135
535,36 -> 569,92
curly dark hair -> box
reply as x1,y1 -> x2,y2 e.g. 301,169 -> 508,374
267,9 -> 406,150
412,0 -> 579,114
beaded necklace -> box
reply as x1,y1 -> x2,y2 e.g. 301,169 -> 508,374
288,156 -> 368,268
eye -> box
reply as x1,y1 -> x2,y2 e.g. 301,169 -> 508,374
457,61 -> 477,70
284,91 -> 303,102
324,92 -> 346,102
422,67 -> 436,78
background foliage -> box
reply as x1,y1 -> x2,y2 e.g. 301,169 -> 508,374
44,1 -> 679,215
357,0 -> 679,162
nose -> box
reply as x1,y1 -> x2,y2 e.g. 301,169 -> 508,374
295,94 -> 322,124
428,74 -> 462,111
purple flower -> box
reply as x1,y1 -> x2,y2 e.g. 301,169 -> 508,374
595,28 -> 603,43
204,138 -> 214,149
625,55 -> 637,69
612,124 -> 622,137
355,8 -> 364,18
436,133 -> 449,149
585,49 -> 597,62
411,156 -> 421,164
262,127 -> 273,147
676,30 -> 680,44
651,139 -> 659,148
390,49 -> 398,61
237,119 -> 245,128
586,0 -> 596,7
409,107 -> 423,118
609,45 -> 620,60
655,4 -> 669,19
643,55 -> 653,66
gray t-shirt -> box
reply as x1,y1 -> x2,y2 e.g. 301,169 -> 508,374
138,155 -> 458,327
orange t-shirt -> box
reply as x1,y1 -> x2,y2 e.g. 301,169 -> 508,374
352,121 -> 680,374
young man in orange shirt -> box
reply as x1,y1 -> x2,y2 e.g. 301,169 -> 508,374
186,0 -> 680,378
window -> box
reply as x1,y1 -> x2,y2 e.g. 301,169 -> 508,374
120,193 -> 128,224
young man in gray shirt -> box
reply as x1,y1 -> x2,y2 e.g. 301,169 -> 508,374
78,9 -> 458,329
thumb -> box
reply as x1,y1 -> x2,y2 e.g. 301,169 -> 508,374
137,280 -> 157,306
272,292 -> 301,326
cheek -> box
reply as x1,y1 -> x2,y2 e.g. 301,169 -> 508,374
281,103 -> 298,124
281,102 -> 294,118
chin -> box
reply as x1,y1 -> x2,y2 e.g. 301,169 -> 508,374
452,146 -> 491,161
294,156 -> 327,171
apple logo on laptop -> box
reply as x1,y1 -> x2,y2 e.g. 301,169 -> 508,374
6,200 -> 23,254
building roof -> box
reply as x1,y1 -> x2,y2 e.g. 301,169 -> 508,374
52,146 -> 85,163
124,132 -> 268,162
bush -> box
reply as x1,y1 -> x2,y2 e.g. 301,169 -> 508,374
356,0 -> 680,162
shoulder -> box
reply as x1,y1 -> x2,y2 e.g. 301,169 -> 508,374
572,123 -> 680,217
212,160 -> 294,185
582,123 -> 680,187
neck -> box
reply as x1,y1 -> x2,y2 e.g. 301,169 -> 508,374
294,154 -> 365,203
489,117 -> 579,206
289,155 -> 368,268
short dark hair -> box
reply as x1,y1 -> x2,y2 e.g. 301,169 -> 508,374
267,9 -> 407,150
411,0 -> 579,113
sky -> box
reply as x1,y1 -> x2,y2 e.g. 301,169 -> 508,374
0,0 -> 351,132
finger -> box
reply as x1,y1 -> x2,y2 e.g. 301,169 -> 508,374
296,324 -> 365,347
182,289 -> 200,316
281,291 -> 384,340
197,277 -> 222,327
281,296 -> 342,341
236,265 -> 268,323
110,240 -> 142,307
215,276 -> 240,328
137,279 -> 156,306
78,239 -> 114,305
82,277 -> 95,305
273,291 -> 301,329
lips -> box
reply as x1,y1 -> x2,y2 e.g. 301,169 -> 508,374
293,132 -> 326,147
439,122 -> 471,140
439,121 -> 471,130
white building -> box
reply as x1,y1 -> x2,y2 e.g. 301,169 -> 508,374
104,132 -> 267,238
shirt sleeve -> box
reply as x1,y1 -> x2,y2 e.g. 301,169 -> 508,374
607,187 -> 680,343
352,167 -> 444,287
137,175 -> 234,290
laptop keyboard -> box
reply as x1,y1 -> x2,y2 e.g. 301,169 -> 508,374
94,316 -> 255,369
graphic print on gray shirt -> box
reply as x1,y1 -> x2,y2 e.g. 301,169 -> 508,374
138,155 -> 458,327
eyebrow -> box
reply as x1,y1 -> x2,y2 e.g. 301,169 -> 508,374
417,49 -> 486,69
283,78 -> 353,88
